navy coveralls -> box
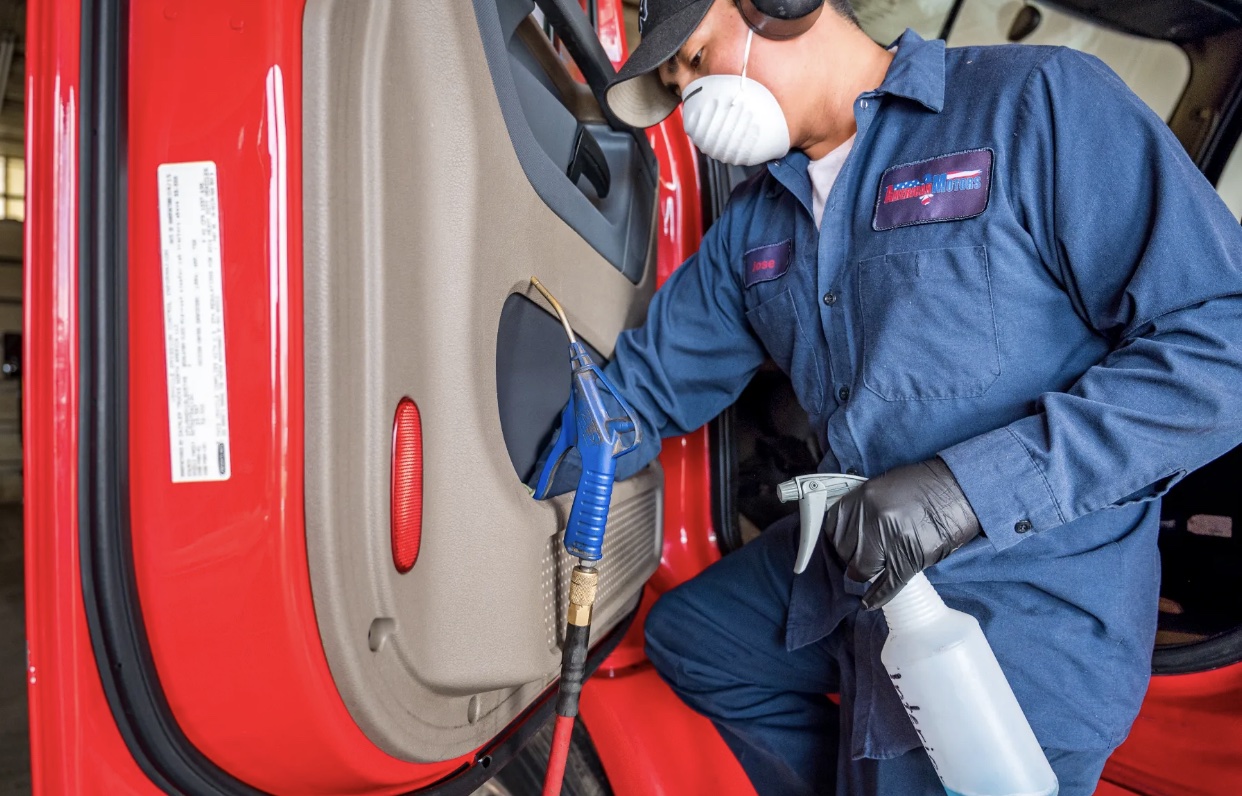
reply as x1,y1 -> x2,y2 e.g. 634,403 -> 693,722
601,29 -> 1242,795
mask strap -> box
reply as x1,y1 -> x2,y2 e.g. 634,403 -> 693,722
740,28 -> 755,83
731,28 -> 754,104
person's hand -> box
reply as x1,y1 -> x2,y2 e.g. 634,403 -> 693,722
826,457 -> 981,609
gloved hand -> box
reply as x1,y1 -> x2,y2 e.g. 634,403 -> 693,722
826,457 -> 981,610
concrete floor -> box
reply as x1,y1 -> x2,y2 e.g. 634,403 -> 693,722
0,503 -> 29,794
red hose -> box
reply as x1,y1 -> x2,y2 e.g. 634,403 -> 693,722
541,714 -> 577,796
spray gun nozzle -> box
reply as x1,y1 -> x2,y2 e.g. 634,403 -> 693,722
530,277 -> 578,345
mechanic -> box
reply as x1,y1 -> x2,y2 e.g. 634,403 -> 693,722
537,0 -> 1242,793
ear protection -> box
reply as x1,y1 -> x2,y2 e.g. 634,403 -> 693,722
735,0 -> 825,40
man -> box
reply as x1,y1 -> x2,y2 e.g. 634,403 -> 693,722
539,0 -> 1242,792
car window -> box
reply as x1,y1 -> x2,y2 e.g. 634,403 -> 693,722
853,0 -> 956,46
946,1 -> 1190,120
855,1 -> 1191,121
857,2 -> 1242,218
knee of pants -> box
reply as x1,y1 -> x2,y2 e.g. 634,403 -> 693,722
643,586 -> 705,684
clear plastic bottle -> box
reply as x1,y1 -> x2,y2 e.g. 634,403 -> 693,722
881,572 -> 1059,796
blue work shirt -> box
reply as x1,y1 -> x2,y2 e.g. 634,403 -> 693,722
603,29 -> 1242,759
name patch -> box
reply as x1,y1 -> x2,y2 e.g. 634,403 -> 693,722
873,149 -> 994,231
744,240 -> 792,287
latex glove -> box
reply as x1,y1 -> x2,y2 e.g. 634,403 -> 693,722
826,457 -> 981,610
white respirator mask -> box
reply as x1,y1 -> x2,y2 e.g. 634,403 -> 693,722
680,29 -> 792,167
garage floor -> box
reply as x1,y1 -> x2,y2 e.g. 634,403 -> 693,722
0,504 -> 29,794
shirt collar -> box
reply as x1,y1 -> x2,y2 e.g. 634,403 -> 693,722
872,28 -> 946,113
764,30 -> 945,210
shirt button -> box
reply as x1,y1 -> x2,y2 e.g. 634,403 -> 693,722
859,99 -> 869,109
823,292 -> 837,306
1015,520 -> 1033,534
846,467 -> 859,476
838,386 -> 851,402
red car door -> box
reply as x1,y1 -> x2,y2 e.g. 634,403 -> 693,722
23,0 -> 721,793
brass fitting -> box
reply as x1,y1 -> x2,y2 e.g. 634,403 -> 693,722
566,566 -> 599,627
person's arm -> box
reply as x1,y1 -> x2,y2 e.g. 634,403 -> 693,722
606,201 -> 768,479
533,197 -> 767,496
939,48 -> 1242,550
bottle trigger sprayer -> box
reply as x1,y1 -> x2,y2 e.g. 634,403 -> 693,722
778,474 -> 1059,796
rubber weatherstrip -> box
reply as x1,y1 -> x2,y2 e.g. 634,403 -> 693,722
698,154 -> 743,556
77,0 -> 267,791
709,411 -> 743,555
1152,626 -> 1242,675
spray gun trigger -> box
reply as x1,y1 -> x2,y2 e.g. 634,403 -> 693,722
777,474 -> 869,575
533,397 -> 580,500
795,489 -> 829,575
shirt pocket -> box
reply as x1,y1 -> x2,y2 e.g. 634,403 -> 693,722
745,288 -> 826,412
859,245 -> 1000,401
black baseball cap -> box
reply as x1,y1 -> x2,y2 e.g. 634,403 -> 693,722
606,0 -> 715,128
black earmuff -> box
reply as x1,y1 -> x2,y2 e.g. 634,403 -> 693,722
735,0 -> 825,40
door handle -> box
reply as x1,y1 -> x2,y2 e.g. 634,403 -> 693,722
568,125 -> 611,199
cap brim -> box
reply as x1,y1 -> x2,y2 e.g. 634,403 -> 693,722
605,0 -> 714,128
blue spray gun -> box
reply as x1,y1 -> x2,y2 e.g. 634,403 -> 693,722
528,277 -> 641,796
529,277 -> 641,560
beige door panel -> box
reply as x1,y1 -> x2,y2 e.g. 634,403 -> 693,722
303,0 -> 662,762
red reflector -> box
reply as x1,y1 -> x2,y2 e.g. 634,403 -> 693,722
391,398 -> 423,573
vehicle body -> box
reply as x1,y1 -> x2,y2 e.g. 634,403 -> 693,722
22,0 -> 1242,793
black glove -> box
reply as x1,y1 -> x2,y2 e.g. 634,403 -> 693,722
826,457 -> 981,610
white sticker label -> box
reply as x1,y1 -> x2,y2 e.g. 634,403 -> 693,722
157,162 -> 232,482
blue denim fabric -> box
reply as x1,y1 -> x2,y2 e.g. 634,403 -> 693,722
605,30 -> 1242,759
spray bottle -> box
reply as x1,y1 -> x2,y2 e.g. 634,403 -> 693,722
779,474 -> 1059,796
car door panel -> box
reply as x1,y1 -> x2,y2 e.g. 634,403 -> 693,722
302,0 -> 662,763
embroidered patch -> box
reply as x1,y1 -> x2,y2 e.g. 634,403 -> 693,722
744,240 -> 792,288
873,149 -> 994,231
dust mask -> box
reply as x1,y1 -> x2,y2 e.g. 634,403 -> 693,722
680,29 -> 792,167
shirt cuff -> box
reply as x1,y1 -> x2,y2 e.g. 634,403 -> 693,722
938,426 -> 1066,552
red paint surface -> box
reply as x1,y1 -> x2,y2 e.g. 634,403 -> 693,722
1101,664 -> 1242,795
582,666 -> 758,796
123,1 -> 470,792
25,0 -> 163,792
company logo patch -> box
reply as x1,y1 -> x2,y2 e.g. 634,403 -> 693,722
638,0 -> 649,33
744,240 -> 792,287
873,149 -> 994,231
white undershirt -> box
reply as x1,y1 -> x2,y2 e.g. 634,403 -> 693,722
808,134 -> 856,229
